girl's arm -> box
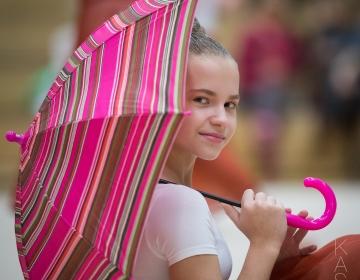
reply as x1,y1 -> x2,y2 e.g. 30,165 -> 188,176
223,189 -> 287,279
169,247 -> 279,280
169,189 -> 287,280
238,243 -> 280,280
169,255 -> 222,280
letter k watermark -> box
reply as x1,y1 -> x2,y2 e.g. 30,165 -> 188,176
335,239 -> 348,256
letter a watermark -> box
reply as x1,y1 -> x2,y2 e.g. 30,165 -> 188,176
334,256 -> 348,273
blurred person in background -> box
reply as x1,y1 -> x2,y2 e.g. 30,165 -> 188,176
310,0 -> 360,179
235,0 -> 303,180
28,23 -> 77,114
76,0 -> 134,46
76,0 -> 222,44
193,0 -> 221,37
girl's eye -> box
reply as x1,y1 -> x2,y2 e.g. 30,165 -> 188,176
194,97 -> 208,104
225,102 -> 238,109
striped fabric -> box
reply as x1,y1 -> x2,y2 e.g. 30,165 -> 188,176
15,0 -> 197,279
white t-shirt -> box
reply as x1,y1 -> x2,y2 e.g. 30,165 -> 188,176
132,183 -> 232,280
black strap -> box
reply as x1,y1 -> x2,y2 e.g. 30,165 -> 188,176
158,179 -> 241,208
158,179 -> 175,184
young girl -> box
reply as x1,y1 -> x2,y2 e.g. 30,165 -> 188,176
132,18 -> 316,280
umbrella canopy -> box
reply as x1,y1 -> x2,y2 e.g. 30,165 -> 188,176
7,0 -> 197,278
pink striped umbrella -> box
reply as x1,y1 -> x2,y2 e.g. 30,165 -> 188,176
5,0 -> 197,278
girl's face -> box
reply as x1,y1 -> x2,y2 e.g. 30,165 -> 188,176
173,54 -> 240,160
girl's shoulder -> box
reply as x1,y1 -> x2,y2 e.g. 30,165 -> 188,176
153,183 -> 207,207
144,183 -> 213,239
147,183 -> 210,218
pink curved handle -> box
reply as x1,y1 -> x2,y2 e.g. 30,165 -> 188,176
286,177 -> 337,230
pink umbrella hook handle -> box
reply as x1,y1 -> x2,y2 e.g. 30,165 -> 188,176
286,177 -> 337,230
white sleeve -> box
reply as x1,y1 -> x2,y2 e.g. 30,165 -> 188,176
144,185 -> 218,266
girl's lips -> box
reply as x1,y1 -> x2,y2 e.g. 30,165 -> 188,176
200,133 -> 225,143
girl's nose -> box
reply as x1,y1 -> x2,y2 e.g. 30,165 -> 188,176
209,107 -> 228,127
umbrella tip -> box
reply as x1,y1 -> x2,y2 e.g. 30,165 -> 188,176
5,131 -> 24,145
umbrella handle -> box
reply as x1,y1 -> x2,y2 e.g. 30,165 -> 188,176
286,177 -> 337,230
199,177 -> 336,230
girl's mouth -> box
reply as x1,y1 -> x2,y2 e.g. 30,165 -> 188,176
199,133 -> 225,143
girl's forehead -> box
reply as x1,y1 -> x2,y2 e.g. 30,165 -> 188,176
188,53 -> 234,64
186,55 -> 239,91
187,54 -> 238,76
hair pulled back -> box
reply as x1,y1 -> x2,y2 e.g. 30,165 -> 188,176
189,18 -> 233,60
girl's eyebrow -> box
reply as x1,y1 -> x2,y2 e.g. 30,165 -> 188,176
189,89 -> 240,100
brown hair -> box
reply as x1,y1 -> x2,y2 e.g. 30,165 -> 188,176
189,18 -> 233,60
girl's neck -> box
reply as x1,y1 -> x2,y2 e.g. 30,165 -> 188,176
161,147 -> 196,187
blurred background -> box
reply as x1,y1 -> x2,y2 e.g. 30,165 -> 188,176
0,0 -> 359,278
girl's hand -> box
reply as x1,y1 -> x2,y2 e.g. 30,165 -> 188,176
276,208 -> 317,264
221,189 -> 287,250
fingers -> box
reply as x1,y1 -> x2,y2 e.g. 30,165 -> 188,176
293,229 -> 309,244
220,203 -> 240,224
242,190 -> 274,202
297,210 -> 309,218
255,192 -> 266,201
300,244 -> 317,256
266,195 -> 276,204
293,215 -> 313,243
243,190 -> 279,204
241,189 -> 255,204
286,225 -> 297,237
285,209 -> 310,238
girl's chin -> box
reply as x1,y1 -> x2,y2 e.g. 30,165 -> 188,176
196,143 -> 228,160
197,150 -> 222,161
